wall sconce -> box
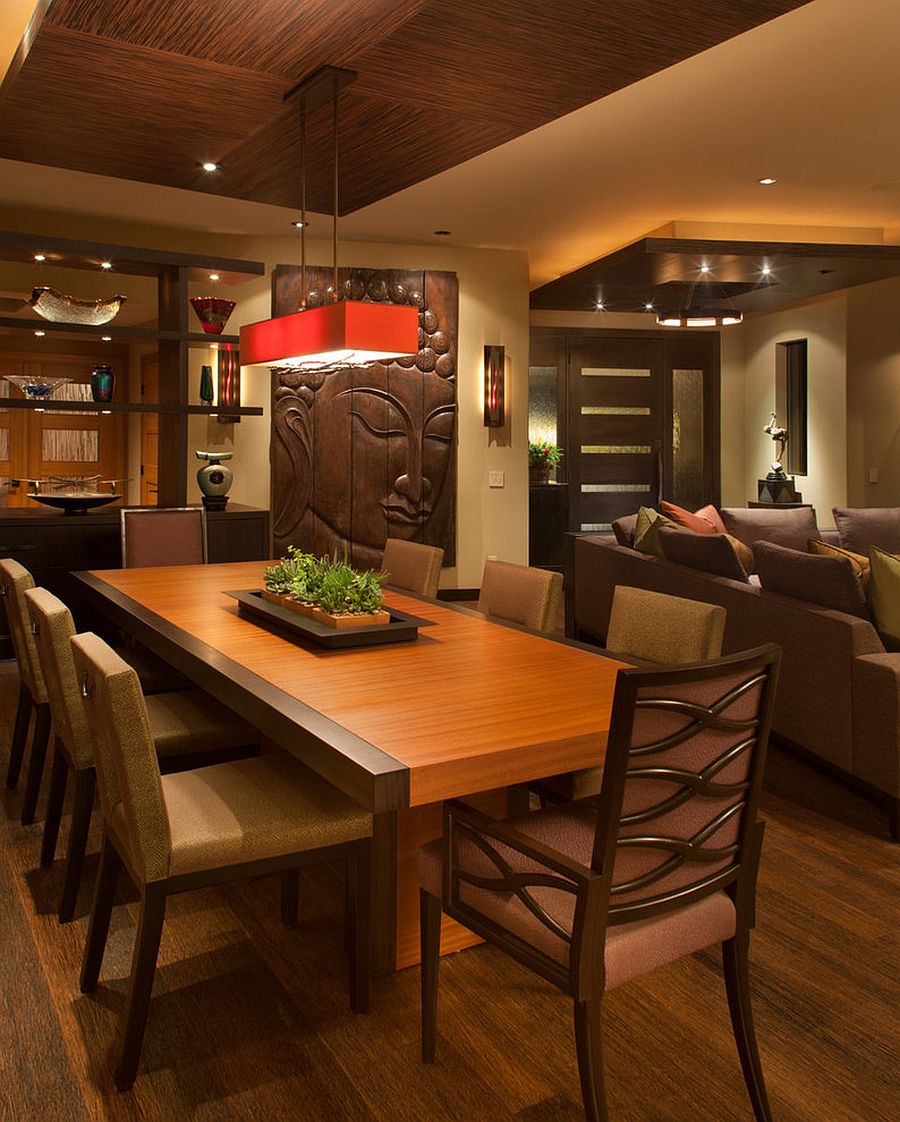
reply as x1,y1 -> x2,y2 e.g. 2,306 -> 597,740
216,343 -> 241,423
483,344 -> 505,427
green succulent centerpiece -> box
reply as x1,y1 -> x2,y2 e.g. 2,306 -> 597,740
263,547 -> 389,628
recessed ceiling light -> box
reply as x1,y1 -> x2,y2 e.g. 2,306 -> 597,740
101,335 -> 112,342
758,176 -> 777,185
33,253 -> 46,262
209,273 -> 220,281
761,264 -> 772,276
699,264 -> 711,274
200,161 -> 220,173
433,230 -> 452,236
34,329 -> 45,337
100,261 -> 113,270
291,219 -> 308,229
101,409 -> 112,415
644,302 -> 654,311
596,302 -> 605,311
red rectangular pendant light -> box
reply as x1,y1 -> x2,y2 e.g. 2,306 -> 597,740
240,300 -> 418,371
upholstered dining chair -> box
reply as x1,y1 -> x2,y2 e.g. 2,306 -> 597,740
535,586 -> 727,803
476,559 -> 563,633
382,539 -> 444,599
418,644 -> 781,1122
25,587 -> 260,922
1,558 -> 52,826
120,506 -> 207,568
71,631 -> 373,1091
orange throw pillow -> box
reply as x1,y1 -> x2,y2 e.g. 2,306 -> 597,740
696,504 -> 727,534
660,500 -> 718,535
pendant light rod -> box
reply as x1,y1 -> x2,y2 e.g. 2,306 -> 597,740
299,100 -> 307,309
332,72 -> 339,301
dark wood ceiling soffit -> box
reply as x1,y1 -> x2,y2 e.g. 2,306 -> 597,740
528,238 -> 900,314
1,1 -> 809,215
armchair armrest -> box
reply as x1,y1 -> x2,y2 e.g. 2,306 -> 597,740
852,654 -> 900,798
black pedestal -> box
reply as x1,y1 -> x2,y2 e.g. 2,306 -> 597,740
757,474 -> 802,504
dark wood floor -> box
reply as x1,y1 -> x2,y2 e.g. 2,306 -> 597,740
1,660 -> 898,1122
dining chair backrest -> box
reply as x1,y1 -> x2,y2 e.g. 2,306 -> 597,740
25,587 -> 93,770
594,645 -> 781,928
70,632 -> 171,883
382,539 -> 444,598
0,558 -> 47,703
476,560 -> 563,633
121,507 -> 207,568
606,586 -> 726,665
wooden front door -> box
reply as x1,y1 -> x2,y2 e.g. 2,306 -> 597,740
0,349 -> 127,508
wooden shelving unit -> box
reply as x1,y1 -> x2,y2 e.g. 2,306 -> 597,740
0,231 -> 266,505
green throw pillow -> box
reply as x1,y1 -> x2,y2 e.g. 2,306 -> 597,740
633,506 -> 679,558
868,547 -> 900,651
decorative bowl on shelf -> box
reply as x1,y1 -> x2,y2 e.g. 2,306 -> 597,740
28,492 -> 121,516
190,296 -> 236,335
30,286 -> 126,325
4,374 -> 71,399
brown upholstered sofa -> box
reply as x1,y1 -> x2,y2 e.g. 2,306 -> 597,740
565,516 -> 900,841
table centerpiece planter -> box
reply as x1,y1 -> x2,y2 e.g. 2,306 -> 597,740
260,588 -> 390,629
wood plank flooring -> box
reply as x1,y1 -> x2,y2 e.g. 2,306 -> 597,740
0,660 -> 897,1122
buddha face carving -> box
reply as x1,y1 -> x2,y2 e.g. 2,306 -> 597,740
271,267 -> 457,569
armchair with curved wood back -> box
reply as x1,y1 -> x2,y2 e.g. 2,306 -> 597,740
120,507 -> 207,568
477,560 -> 563,633
419,644 -> 781,1122
382,539 -> 444,598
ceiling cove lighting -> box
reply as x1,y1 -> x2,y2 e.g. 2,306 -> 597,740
240,67 -> 417,374
657,308 -> 743,328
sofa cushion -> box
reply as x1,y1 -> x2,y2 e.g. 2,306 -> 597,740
868,547 -> 900,652
808,538 -> 870,596
754,540 -> 867,618
633,507 -> 678,558
696,504 -> 727,534
659,500 -> 718,534
833,507 -> 900,555
611,512 -> 638,547
659,527 -> 750,583
720,506 -> 820,553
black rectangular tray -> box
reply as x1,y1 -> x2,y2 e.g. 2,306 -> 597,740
226,589 -> 431,649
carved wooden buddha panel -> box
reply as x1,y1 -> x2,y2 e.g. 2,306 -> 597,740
270,266 -> 458,569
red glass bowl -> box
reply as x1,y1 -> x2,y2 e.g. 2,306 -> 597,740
190,296 -> 236,335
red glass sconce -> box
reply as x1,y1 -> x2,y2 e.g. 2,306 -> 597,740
216,343 -> 241,423
484,344 -> 505,427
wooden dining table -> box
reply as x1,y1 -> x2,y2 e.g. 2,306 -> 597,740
76,560 -> 629,972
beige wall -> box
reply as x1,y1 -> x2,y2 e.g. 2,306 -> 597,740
846,275 -> 900,508
737,293 -> 847,527
1,205 -> 530,586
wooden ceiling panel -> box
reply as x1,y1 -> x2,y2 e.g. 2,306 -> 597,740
46,0 -> 429,78
0,0 -> 813,213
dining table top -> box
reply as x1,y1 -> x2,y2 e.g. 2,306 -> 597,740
76,560 -> 629,812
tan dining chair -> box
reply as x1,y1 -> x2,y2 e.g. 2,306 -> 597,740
25,587 -> 260,922
476,559 -> 563,633
535,586 -> 727,804
121,506 -> 207,568
419,644 -> 782,1122
1,558 -> 52,826
71,631 -> 374,1091
382,539 -> 444,598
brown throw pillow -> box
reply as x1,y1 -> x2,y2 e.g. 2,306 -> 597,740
633,507 -> 679,558
833,507 -> 900,555
868,547 -> 900,651
611,513 -> 638,548
754,540 -> 867,618
808,538 -> 870,596
659,527 -> 750,583
720,506 -> 820,553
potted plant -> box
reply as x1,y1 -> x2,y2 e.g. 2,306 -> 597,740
528,437 -> 563,484
262,547 -> 390,628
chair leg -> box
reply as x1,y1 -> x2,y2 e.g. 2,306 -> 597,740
280,868 -> 299,928
420,888 -> 441,1063
723,934 -> 773,1122
59,769 -> 96,924
40,744 -> 69,867
347,843 -> 371,1015
5,682 -> 32,789
573,996 -> 608,1122
20,701 -> 51,826
80,832 -> 122,993
115,883 -> 167,1091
